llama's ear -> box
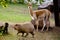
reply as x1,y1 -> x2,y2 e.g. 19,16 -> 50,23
28,2 -> 32,6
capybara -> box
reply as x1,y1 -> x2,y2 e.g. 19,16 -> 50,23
14,22 -> 35,37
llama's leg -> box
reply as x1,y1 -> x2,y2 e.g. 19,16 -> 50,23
41,20 -> 46,31
36,20 -> 39,32
46,21 -> 50,31
36,25 -> 38,32
46,26 -> 49,31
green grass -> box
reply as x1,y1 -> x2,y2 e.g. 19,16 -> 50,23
0,4 -> 60,40
0,4 -> 31,23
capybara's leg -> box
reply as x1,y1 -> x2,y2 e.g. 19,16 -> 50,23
17,32 -> 19,35
30,32 -> 34,38
24,33 -> 28,37
22,33 -> 24,37
17,32 -> 20,35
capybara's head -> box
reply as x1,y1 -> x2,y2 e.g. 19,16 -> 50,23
14,24 -> 22,30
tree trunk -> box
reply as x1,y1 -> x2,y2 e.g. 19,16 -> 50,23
53,0 -> 60,26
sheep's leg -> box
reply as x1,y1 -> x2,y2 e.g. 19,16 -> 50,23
41,20 -> 46,32
24,33 -> 28,37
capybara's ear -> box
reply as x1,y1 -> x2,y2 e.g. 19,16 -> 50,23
15,24 -> 21,26
15,24 -> 19,26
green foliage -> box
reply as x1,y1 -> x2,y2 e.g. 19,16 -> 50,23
35,0 -> 44,4
18,0 -> 24,4
36,0 -> 38,1
28,0 -> 30,1
0,0 -> 7,8
0,0 -> 44,6
40,0 -> 44,4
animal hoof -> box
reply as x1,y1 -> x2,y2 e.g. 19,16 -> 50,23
46,30 -> 48,32
32,36 -> 34,38
40,30 -> 44,32
41,30 -> 43,32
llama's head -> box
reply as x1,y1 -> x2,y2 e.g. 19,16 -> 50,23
28,2 -> 32,6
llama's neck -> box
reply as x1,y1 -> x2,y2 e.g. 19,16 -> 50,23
28,6 -> 37,20
28,6 -> 33,16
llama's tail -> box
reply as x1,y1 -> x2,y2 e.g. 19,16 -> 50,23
46,9 -> 52,19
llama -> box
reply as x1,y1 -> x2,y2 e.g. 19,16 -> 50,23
28,2 -> 51,31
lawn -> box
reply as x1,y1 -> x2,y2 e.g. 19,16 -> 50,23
0,4 -> 60,40
0,4 -> 31,23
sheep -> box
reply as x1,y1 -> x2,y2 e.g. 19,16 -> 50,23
13,22 -> 35,38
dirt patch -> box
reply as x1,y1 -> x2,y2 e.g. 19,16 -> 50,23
0,21 -> 60,40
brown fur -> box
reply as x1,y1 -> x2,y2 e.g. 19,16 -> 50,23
28,2 -> 51,31
13,22 -> 35,37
